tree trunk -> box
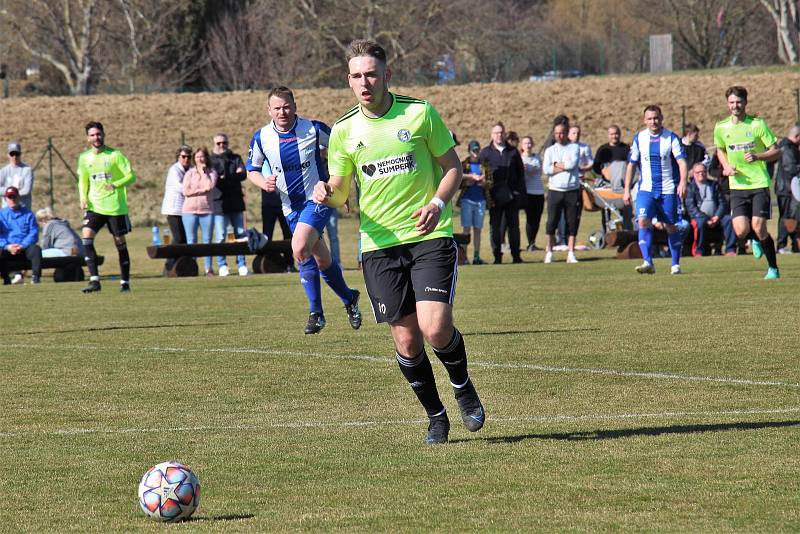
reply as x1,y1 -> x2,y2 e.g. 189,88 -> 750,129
760,0 -> 800,64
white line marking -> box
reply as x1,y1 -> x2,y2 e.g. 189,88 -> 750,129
1,407 -> 798,438
6,342 -> 800,390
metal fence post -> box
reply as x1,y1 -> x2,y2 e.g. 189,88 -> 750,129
48,137 -> 54,210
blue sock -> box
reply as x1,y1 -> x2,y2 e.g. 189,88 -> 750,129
668,231 -> 682,266
320,261 -> 354,305
638,226 -> 653,264
299,258 -> 323,313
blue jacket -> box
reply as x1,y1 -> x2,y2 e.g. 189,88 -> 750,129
0,206 -> 39,249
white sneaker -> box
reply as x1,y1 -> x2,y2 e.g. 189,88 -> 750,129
11,273 -> 23,285
218,265 -> 230,277
238,265 -> 249,276
543,251 -> 553,264
670,264 -> 682,275
635,261 -> 655,274
566,252 -> 579,263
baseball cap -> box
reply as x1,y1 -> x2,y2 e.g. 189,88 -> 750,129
7,142 -> 21,154
4,186 -> 19,198
468,140 -> 481,151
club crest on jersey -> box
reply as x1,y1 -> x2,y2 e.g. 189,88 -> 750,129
360,153 -> 417,180
397,129 -> 412,142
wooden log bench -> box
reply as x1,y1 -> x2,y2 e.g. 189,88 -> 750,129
4,254 -> 104,282
146,240 -> 293,277
606,230 -> 669,260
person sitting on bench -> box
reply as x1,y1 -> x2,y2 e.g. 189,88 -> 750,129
36,207 -> 84,258
0,186 -> 41,284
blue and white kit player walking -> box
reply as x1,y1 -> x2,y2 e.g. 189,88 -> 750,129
246,86 -> 362,334
623,105 -> 688,274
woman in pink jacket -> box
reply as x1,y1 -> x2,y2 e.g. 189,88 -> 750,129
182,147 -> 218,276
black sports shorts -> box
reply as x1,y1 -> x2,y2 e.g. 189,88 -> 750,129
83,211 -> 132,236
730,188 -> 771,219
362,237 -> 458,324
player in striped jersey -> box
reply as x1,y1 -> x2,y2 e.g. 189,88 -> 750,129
246,86 -> 361,334
623,105 -> 688,274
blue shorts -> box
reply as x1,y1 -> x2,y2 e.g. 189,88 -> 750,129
286,200 -> 330,235
460,199 -> 486,229
636,191 -> 679,226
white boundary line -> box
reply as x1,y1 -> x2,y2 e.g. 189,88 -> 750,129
1,407 -> 798,438
6,342 -> 800,390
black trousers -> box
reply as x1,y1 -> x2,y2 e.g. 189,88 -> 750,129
261,204 -> 292,240
524,194 -> 545,247
0,244 -> 41,282
165,214 -> 188,271
776,195 -> 799,250
489,203 -> 520,260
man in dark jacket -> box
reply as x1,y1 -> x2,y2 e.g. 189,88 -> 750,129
210,133 -> 249,276
685,164 -> 735,256
0,186 -> 41,284
774,126 -> 800,253
479,122 -> 526,264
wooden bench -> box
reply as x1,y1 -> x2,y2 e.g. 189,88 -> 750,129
146,240 -> 293,277
4,254 -> 104,282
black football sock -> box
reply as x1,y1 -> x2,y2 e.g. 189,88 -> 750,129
432,328 -> 470,388
761,234 -> 778,269
396,350 -> 445,418
82,238 -> 99,278
117,242 -> 131,282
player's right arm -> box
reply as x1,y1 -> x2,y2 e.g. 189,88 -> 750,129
245,130 -> 277,192
623,135 -> 640,206
77,154 -> 89,211
315,122 -> 353,208
715,147 -> 735,177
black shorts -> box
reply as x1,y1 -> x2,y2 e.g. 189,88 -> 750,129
362,237 -> 458,324
545,189 -> 582,235
82,211 -> 132,236
730,188 -> 771,219
778,195 -> 800,221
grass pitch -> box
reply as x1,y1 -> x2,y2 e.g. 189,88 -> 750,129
1,222 -> 799,532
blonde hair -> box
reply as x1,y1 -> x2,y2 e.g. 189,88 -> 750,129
36,206 -> 55,223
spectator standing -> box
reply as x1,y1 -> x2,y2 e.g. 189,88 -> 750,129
0,142 -> 34,209
543,123 -> 582,264
479,122 -> 525,264
161,145 -> 191,271
592,125 -> 630,176
519,136 -> 544,251
685,163 -> 736,256
624,105 -> 688,275
210,133 -> 249,276
261,190 -> 291,241
592,125 -> 633,230
714,85 -> 781,279
774,125 -> 800,253
682,124 -> 708,170
325,208 -> 342,267
182,147 -> 218,276
0,186 -> 41,284
568,125 -> 594,175
457,139 -> 488,264
77,121 -> 136,293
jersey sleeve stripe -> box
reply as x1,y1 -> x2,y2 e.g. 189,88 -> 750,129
334,106 -> 360,125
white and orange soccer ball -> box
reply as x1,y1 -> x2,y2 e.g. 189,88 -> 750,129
138,461 -> 201,522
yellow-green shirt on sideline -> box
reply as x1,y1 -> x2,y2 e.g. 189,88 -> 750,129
713,115 -> 777,190
327,93 -> 455,253
77,146 -> 136,215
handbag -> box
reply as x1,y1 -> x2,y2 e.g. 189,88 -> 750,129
491,181 -> 514,207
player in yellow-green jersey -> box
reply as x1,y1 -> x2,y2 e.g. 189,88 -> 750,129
77,121 -> 137,293
312,39 -> 484,444
714,86 -> 781,279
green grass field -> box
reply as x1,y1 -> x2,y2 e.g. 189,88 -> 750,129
1,216 -> 799,532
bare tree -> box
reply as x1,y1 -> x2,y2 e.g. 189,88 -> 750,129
759,0 -> 800,64
0,0 -> 112,95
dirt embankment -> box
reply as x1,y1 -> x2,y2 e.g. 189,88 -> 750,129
1,69 -> 798,225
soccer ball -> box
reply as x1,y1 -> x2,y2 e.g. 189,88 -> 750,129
138,461 -> 200,522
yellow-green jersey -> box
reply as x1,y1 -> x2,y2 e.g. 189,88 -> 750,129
77,146 -> 136,215
713,115 -> 777,190
327,93 -> 455,252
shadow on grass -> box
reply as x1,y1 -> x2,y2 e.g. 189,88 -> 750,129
456,420 -> 800,444
463,326 -> 600,336
187,513 -> 255,522
8,321 -> 237,336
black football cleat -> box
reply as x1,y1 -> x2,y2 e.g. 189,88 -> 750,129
304,312 -> 326,334
81,280 -> 101,293
454,380 -> 485,432
120,282 -> 131,293
345,289 -> 363,330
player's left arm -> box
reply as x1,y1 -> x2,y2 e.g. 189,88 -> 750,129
108,152 -> 136,190
745,143 -> 779,163
676,158 -> 688,199
412,147 -> 462,234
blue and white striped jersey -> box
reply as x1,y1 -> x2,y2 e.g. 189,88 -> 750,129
628,128 -> 685,195
246,117 -> 331,215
